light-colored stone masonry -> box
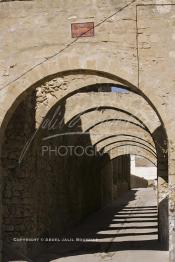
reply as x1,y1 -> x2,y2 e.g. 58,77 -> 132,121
0,0 -> 174,260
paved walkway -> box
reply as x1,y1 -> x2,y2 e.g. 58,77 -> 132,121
33,188 -> 168,262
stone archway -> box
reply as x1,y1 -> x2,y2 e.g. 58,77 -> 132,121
0,70 -> 169,260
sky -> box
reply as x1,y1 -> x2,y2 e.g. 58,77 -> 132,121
111,86 -> 129,93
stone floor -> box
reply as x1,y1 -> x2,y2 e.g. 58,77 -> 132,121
31,188 -> 168,262
5,188 -> 169,262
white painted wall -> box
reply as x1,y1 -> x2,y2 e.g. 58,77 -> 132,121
130,155 -> 157,180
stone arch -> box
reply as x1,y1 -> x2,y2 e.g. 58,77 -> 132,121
111,153 -> 157,167
0,71 -> 135,136
94,134 -> 155,150
31,78 -> 168,251
11,78 -> 163,168
99,140 -> 157,157
0,70 -> 165,138
87,121 -> 155,146
105,143 -> 157,159
81,109 -> 146,131
63,91 -> 160,133
108,146 -> 157,166
0,69 -> 169,257
64,106 -> 150,133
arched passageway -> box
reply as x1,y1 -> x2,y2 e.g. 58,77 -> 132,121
0,72 -> 168,261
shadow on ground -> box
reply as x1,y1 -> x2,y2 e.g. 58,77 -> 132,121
3,189 -> 160,262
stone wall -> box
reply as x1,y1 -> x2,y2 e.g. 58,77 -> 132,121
1,94 -> 101,237
0,0 -> 174,260
1,89 -> 131,260
1,91 -> 37,242
112,155 -> 130,200
130,175 -> 148,188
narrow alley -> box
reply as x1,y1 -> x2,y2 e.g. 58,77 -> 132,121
33,188 -> 168,262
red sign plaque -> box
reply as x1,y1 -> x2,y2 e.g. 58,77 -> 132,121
71,22 -> 94,38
